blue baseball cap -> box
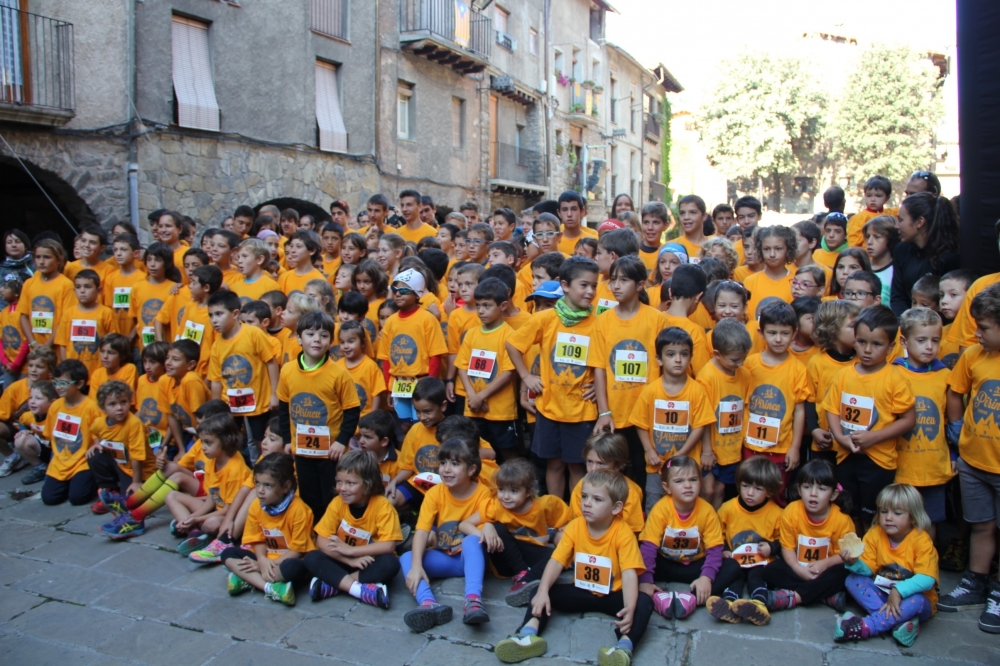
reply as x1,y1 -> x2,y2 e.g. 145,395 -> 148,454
526,280 -> 564,301
658,242 -> 689,264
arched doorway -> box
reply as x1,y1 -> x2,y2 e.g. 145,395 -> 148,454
254,198 -> 332,225
0,156 -> 97,250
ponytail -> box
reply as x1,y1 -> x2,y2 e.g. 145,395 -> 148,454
901,193 -> 959,269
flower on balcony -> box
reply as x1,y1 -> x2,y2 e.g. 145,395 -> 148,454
556,70 -> 570,87
569,103 -> 585,114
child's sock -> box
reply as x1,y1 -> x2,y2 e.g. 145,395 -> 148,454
348,581 -> 364,599
615,637 -> 633,651
129,478 -> 178,520
415,581 -> 436,607
518,625 -> 538,637
125,470 -> 167,509
751,587 -> 768,604
723,588 -> 739,602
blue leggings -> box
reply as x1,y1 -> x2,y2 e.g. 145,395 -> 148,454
399,535 -> 486,604
845,573 -> 933,636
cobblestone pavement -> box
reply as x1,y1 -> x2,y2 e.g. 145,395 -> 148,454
0,473 -> 997,666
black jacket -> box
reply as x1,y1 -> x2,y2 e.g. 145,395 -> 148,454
889,241 -> 960,317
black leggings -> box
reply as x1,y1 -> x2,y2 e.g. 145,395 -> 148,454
761,558 -> 848,605
288,550 -> 400,588
294,456 -> 337,521
648,554 -> 742,596
723,564 -> 768,597
87,450 -> 134,493
522,585 -> 654,647
490,523 -> 553,577
618,426 -> 646,507
41,470 -> 95,506
219,547 -> 312,585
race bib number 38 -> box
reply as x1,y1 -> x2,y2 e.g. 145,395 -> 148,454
574,552 -> 612,594
554,332 -> 590,366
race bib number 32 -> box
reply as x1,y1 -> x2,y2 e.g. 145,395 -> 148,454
840,393 -> 874,432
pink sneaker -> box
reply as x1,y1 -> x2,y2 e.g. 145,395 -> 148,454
188,538 -> 228,563
672,591 -> 697,619
652,591 -> 678,618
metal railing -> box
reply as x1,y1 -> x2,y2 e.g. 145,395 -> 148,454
490,141 -> 543,185
650,180 -> 666,202
399,0 -> 492,59
0,7 -> 74,111
311,0 -> 349,40
645,114 -> 661,139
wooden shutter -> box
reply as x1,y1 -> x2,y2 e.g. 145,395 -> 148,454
171,17 -> 220,131
316,61 -> 347,152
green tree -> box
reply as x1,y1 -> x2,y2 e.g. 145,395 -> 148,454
698,52 -> 828,208
834,45 -> 943,199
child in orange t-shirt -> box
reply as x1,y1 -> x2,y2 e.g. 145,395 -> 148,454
89,334 -> 138,400
85,380 -> 155,499
54,270 -> 115,376
42,359 -> 103,505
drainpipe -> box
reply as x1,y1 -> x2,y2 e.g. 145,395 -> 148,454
374,0 -> 381,165
128,162 -> 140,230
127,0 -> 141,234
543,0 -> 551,198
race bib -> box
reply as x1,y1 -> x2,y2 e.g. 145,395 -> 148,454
874,574 -> 899,594
31,311 -> 53,334
732,542 -> 767,568
595,298 -> 618,315
181,320 -> 205,344
796,535 -> 830,566
659,525 -> 701,560
653,400 -> 690,433
262,527 -> 289,554
336,519 -> 372,546
391,377 -> 415,398
53,412 -> 81,441
141,326 -> 155,346
69,319 -> 98,342
294,423 -> 331,457
746,413 -> 780,448
101,439 -> 128,463
112,287 -> 132,309
613,350 -> 648,383
554,332 -> 589,366
226,388 -> 256,414
840,393 -> 874,432
717,400 -> 744,434
467,349 -> 497,379
574,552 -> 612,594
147,429 -> 163,453
412,471 -> 442,492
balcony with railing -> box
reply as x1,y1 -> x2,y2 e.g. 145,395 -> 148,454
399,0 -> 491,74
644,114 -> 661,142
489,141 -> 545,193
311,0 -> 349,41
0,7 -> 75,126
567,83 -> 597,126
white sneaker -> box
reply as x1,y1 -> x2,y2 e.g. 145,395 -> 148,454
0,453 -> 26,477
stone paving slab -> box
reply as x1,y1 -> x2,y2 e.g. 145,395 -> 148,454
0,586 -> 46,622
0,631 -> 96,666
7,600 -> 134,648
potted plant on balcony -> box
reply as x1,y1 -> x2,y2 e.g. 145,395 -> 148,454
591,108 -> 599,118
581,80 -> 595,90
593,85 -> 604,93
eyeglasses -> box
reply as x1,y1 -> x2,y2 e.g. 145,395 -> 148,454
52,380 -> 73,388
843,290 -> 875,300
390,286 -> 415,296
534,231 -> 560,239
466,238 -> 487,246
792,279 -> 817,290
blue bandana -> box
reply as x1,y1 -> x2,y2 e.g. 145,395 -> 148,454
262,490 -> 295,516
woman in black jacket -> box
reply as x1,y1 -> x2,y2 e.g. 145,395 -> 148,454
889,193 -> 960,316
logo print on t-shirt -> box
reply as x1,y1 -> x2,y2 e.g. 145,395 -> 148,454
390,334 -> 418,366
171,404 -> 194,429
176,305 -> 186,327
138,397 -> 163,427
878,563 -> 914,581
435,520 -> 463,553
3,325 -> 22,354
141,298 -> 165,325
905,396 -> 940,442
31,295 -> 55,314
290,393 -> 328,426
414,443 -> 439,473
972,380 -> 1000,428
747,385 -> 787,420
361,318 -> 377,342
222,355 -> 253,387
731,529 -> 766,549
941,353 -> 958,370
354,382 -> 368,413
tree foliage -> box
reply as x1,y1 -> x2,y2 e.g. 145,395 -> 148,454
698,53 -> 828,194
834,45 -> 943,197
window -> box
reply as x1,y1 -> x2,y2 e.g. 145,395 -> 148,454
171,16 -> 220,131
609,78 -> 617,123
494,6 -> 508,33
589,6 -> 604,41
452,97 -> 465,149
516,125 -> 525,164
311,0 -> 348,40
553,49 -> 564,78
651,159 -> 660,181
529,28 -> 537,55
592,59 -> 601,85
315,61 -> 347,152
397,83 -> 413,140
630,92 -> 636,133
554,128 -> 562,151
572,49 -> 582,80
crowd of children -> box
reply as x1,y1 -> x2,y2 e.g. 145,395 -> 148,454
0,172 -> 997,665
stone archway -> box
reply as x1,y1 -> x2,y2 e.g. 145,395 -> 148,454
255,197 -> 332,224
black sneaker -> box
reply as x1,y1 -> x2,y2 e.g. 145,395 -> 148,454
937,574 -> 988,612
21,465 -> 46,485
823,592 -> 847,613
980,582 -> 1000,634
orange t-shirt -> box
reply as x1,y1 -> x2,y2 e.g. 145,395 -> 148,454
743,353 -> 808,455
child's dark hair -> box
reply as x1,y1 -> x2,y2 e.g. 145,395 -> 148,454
531,251 -> 565,281
795,265 -> 826,290
715,279 -> 749,307
100,333 -> 132,364
862,215 -> 900,252
207,289 -> 241,312
260,290 -> 288,311
297,310 -> 335,336
241,300 -> 273,324
791,296 -> 821,320
574,237 -> 598,257
142,341 -> 170,364
559,256 -> 599,284
824,186 -> 846,212
358,410 -> 398,449
413,376 -> 446,404
473,277 -> 510,305
791,459 -> 851,513
254,452 -> 298,494
337,291 -> 368,318
656,326 -> 694,357
96,379 -> 132,408
970,283 -> 1000,325
168,338 -> 201,364
469,222 -> 495,243
438,437 -> 481,478
192,264 -> 223,293
74,268 -> 101,290
266,415 -> 280,436
734,195 -> 762,217
669,264 -> 707,299
792,220 -> 821,251
435,415 -> 480,445
336,449 -> 384,497
735,456 -> 782,497
711,318 -> 752,355
212,229 -> 241,250
940,269 -> 978,292
183,247 -> 211,266
30,379 -> 59,403
378,299 -> 398,316
855,304 -> 900,343
353,259 -> 390,298
288,229 -> 322,260
480,265 -> 518,299
144,241 -> 182,282
418,248 -> 450,281
712,203 -> 734,219
338,320 -> 367,348
196,413 -> 242,454
609,256 -> 649,306
583,431 -> 629,470
598,228 -> 639,258
194,399 -> 231,420
863,175 -> 892,197
911,274 -> 938,301
678,194 -> 707,214
830,248 -> 871,297
754,225 -> 797,260
494,458 -> 537,495
846,271 -> 882,299
823,213 -> 848,232
697,257 -> 730,284
758,301 -> 798,330
488,241 -> 518,263
659,454 -> 701,483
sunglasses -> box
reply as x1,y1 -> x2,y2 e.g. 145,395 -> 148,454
52,379 -> 73,388
534,231 -> 560,239
390,286 -> 415,296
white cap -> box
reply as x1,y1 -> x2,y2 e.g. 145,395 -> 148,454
393,268 -> 425,295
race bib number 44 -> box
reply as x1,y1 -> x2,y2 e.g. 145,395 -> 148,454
796,535 -> 830,566
840,393 -> 874,432
554,332 -> 590,366
574,552 -> 612,594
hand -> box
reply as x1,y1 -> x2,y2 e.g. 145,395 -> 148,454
480,524 -> 503,552
951,459 -> 957,475
155,447 -> 167,470
701,450 -> 715,473
811,429 -> 833,450
722,550 -> 733,559
840,550 -> 858,566
849,430 -> 878,451
385,481 -> 397,499
784,447 -> 800,471
405,565 -> 429,596
593,414 -> 614,434
326,535 -> 351,556
644,448 -> 661,469
126,482 -> 142,496
880,588 -> 903,619
530,590 -> 551,619
615,604 -> 635,634
639,582 -> 658,597
235,556 -> 260,574
169,282 -> 182,296
467,395 -> 487,413
219,518 -> 235,540
445,382 -> 456,402
581,382 -> 596,403
269,394 -> 280,411
85,443 -> 102,459
522,374 -> 543,396
259,557 -> 280,583
690,576 -> 712,605
797,562 -> 821,580
328,441 -> 346,462
351,555 -> 375,569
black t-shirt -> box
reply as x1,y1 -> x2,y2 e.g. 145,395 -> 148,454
889,242 -> 960,316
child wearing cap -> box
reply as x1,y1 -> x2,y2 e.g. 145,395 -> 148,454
648,243 -> 689,308
377,268 -> 448,425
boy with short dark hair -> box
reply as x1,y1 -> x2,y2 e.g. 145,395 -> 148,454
55,270 -> 116,376
594,229 -> 640,313
911,274 -> 939,310
848,175 -> 898,248
467,223 -> 495,265
639,202 -> 669,276
844,271 -> 883,309
492,208 -> 517,242
86,380 -> 155,507
733,196 -> 761,233
386,377 -> 449,507
104,233 -> 144,336
42,359 -> 102,505
320,222 -> 344,278
446,263 -> 484,408
208,229 -> 244,288
556,191 -> 596,256
814,213 -> 849,269
64,226 -> 112,288
662,265 -> 711,375
162,338 -> 210,458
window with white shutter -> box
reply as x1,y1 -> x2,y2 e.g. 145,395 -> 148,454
315,60 -> 348,152
171,16 -> 220,131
